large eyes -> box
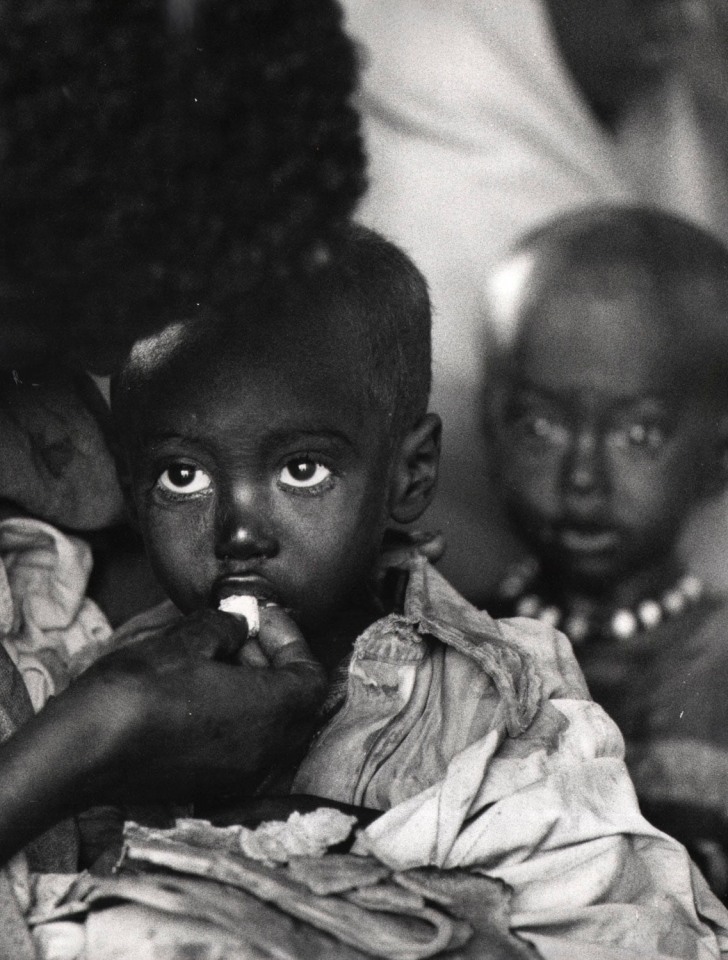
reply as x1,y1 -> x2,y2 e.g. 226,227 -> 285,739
511,410 -> 570,449
609,420 -> 666,453
156,462 -> 212,495
278,458 -> 333,490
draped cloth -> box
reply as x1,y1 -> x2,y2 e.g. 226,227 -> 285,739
293,555 -> 728,959
0,516 -> 117,876
70,550 -> 728,957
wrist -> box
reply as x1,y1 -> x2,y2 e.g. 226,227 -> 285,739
0,677 -> 119,864
68,662 -> 155,801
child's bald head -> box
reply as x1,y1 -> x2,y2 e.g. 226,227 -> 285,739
487,207 -> 728,399
484,207 -> 728,598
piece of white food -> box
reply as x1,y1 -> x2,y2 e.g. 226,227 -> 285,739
218,594 -> 260,637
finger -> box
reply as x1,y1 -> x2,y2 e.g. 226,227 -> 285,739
274,658 -> 328,715
174,609 -> 250,661
236,638 -> 270,667
257,605 -> 320,669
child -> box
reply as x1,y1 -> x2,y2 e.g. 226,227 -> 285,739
108,225 -> 728,958
484,206 -> 728,900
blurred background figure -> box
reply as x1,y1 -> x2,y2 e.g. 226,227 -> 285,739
342,0 -> 728,599
482,206 -> 728,901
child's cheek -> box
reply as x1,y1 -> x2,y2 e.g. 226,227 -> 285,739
144,504 -> 216,612
505,447 -> 562,511
611,463 -> 686,531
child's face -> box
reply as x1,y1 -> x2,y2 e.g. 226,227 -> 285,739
491,263 -> 720,595
123,316 -> 403,648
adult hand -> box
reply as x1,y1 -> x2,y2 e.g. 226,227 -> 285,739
0,609 -> 326,863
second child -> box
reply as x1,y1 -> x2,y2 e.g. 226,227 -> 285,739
484,206 -> 728,899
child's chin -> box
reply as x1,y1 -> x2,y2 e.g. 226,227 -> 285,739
560,557 -> 619,596
544,549 -> 621,594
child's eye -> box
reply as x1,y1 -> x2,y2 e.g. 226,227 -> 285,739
156,462 -> 212,495
610,422 -> 666,453
514,412 -> 570,449
278,458 -> 333,490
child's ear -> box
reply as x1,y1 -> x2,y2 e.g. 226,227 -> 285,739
389,413 -> 441,524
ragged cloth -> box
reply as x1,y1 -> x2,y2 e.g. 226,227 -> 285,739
118,552 -> 728,958
294,555 -> 728,959
0,516 -> 115,876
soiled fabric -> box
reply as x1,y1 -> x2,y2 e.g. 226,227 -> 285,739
0,515 -> 115,873
109,554 -> 728,956
0,641 -> 79,872
292,556 -> 728,959
341,0 -> 728,599
0,517 -> 113,712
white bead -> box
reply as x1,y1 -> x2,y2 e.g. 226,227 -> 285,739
680,575 -> 703,601
539,606 -> 561,627
519,557 -> 541,579
637,600 -> 663,629
564,614 -> 589,643
500,574 -> 527,599
662,589 -> 686,615
611,609 -> 638,640
517,595 -> 541,618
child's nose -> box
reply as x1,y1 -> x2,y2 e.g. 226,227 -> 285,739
214,488 -> 279,561
562,427 -> 606,498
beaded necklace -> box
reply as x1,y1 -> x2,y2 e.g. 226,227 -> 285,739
496,558 -> 704,645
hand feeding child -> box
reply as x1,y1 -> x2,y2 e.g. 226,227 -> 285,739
217,594 -> 313,669
105,224 -> 728,958
483,205 -> 728,900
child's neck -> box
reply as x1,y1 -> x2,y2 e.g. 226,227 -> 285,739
545,555 -> 684,613
308,591 -> 384,677
501,552 -> 705,644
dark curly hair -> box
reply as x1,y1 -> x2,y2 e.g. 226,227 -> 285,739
487,205 -> 728,399
1,0 -> 366,371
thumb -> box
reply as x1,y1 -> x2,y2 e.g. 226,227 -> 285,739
173,609 -> 250,661
257,605 -> 321,669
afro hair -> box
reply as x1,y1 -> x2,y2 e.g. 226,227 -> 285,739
0,0 -> 366,370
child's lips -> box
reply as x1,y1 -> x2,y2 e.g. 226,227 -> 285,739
212,575 -> 280,607
557,526 -> 619,555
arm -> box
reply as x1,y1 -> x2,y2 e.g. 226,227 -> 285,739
0,609 -> 326,865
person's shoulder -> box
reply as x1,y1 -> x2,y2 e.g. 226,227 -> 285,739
666,590 -> 728,666
402,558 -> 591,720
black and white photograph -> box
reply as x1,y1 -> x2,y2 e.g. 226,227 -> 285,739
2,1 -> 728,957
